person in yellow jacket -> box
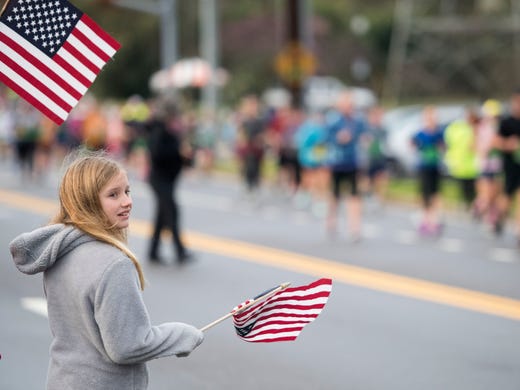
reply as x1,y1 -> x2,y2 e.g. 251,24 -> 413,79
444,109 -> 480,211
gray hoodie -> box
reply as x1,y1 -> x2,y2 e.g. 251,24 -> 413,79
10,224 -> 204,390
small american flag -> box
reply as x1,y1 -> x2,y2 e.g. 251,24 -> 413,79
232,278 -> 332,343
0,0 -> 120,125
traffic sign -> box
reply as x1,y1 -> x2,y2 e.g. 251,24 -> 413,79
274,42 -> 317,86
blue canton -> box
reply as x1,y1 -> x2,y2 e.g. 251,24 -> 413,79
1,0 -> 82,57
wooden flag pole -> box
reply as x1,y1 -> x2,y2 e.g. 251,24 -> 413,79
1,0 -> 12,16
200,282 -> 291,332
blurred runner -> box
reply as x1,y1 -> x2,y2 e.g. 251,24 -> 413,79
81,97 -> 107,151
325,92 -> 366,242
120,95 -> 151,179
269,105 -> 304,197
294,110 -> 329,212
443,108 -> 480,211
474,99 -> 503,229
145,99 -> 194,265
235,95 -> 267,199
12,99 -> 41,182
364,105 -> 389,209
495,89 -> 520,242
411,106 -> 445,237
0,91 -> 15,161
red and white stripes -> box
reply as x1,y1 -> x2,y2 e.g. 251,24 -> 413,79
232,278 -> 332,343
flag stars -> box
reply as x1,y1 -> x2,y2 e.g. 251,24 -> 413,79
4,0 -> 85,57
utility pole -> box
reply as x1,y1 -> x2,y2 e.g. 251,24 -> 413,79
107,0 -> 178,70
199,0 -> 219,114
287,0 -> 302,108
281,0 -> 314,108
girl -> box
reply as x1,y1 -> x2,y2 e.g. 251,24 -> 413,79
9,151 -> 204,390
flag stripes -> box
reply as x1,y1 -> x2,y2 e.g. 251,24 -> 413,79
232,278 -> 332,343
0,0 -> 120,125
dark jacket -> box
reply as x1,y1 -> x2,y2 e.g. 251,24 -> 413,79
146,118 -> 185,181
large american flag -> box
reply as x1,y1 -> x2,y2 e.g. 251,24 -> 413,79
232,278 -> 332,343
0,0 -> 120,125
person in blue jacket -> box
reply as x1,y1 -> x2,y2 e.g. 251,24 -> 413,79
411,106 -> 445,236
325,92 -> 366,241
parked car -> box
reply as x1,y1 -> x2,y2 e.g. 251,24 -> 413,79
303,76 -> 377,112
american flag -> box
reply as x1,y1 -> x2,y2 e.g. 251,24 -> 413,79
232,278 -> 332,343
0,0 -> 120,125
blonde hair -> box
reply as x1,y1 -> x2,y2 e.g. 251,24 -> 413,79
52,150 -> 145,289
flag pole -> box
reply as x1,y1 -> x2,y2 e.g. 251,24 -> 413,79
1,0 -> 11,16
200,282 -> 291,332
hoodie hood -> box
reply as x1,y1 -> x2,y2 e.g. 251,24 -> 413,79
10,224 -> 95,275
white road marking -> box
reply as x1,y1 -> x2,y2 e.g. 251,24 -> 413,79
438,238 -> 463,253
21,297 -> 48,318
362,223 -> 380,239
262,206 -> 281,220
293,212 -> 311,225
490,248 -> 517,263
395,229 -> 417,245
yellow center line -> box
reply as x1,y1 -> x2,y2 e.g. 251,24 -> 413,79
2,188 -> 520,321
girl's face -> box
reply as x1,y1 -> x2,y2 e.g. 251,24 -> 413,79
99,170 -> 132,229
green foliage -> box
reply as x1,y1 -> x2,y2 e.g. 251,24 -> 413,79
73,1 -> 160,100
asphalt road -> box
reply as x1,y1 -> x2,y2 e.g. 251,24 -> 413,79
1,161 -> 519,390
